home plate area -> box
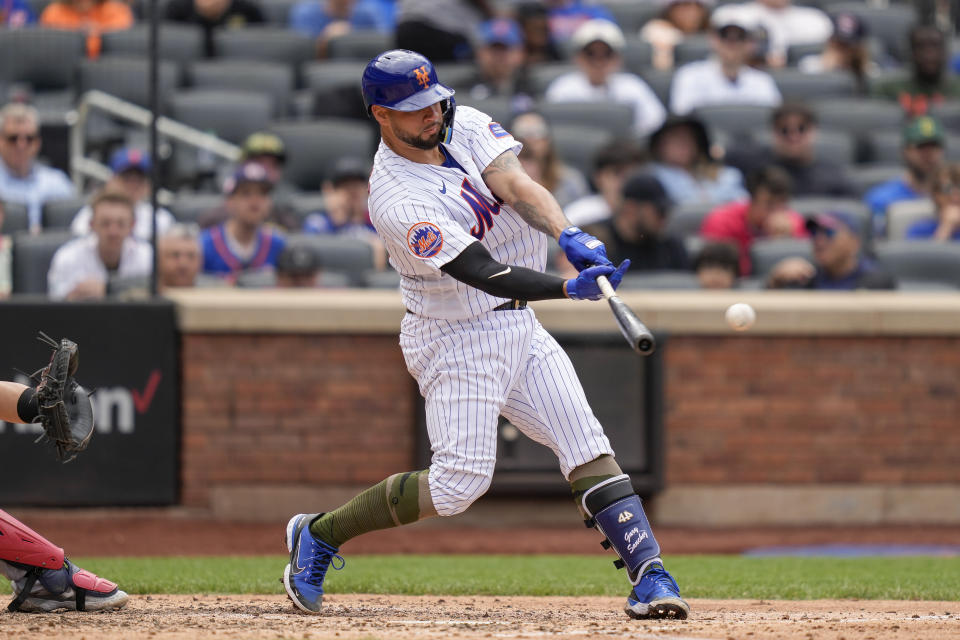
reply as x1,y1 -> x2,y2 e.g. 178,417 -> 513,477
1,594 -> 958,640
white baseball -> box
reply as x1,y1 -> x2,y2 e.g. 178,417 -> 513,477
725,303 -> 756,331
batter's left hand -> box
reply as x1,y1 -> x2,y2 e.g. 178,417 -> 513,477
558,226 -> 612,271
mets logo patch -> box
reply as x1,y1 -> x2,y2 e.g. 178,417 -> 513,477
488,122 -> 510,138
407,222 -> 443,259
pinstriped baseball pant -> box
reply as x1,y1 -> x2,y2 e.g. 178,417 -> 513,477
400,307 -> 614,517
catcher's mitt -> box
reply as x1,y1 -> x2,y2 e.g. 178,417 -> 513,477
33,332 -> 95,463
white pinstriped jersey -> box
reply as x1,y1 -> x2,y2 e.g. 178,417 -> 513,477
369,105 -> 549,320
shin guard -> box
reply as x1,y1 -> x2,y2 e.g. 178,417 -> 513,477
0,509 -> 64,570
582,475 -> 660,584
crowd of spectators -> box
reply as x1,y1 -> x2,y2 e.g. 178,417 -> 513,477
1,0 -> 960,299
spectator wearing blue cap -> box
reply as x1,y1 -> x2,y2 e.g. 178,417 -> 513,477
288,0 -> 383,58
767,211 -> 895,290
460,18 -> 535,111
199,162 -> 286,281
71,147 -> 175,241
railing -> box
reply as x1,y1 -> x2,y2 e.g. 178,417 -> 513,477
69,90 -> 243,203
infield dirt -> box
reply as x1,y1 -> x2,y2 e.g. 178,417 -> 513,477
1,594 -> 958,640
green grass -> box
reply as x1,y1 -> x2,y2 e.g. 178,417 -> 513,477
2,555 -> 957,600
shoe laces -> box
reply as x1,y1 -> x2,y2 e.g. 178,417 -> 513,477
641,564 -> 677,592
305,539 -> 345,588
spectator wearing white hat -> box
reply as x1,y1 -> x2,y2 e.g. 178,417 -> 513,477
669,10 -> 781,115
640,0 -> 713,70
545,19 -> 666,137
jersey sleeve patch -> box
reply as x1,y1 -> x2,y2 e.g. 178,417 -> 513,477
406,222 -> 444,259
488,122 -> 510,138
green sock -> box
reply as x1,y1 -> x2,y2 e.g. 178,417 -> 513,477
309,469 -> 432,548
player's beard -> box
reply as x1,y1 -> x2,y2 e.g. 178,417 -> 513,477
396,125 -> 443,150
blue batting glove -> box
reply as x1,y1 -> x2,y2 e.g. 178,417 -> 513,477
558,226 -> 612,271
608,259 -> 630,290
565,264 -> 616,301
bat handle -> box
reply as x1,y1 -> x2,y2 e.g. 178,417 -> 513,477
596,274 -> 616,299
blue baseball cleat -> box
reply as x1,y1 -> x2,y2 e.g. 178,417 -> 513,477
282,513 -> 344,614
624,561 -> 690,620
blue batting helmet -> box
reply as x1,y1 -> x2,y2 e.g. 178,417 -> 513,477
362,49 -> 457,140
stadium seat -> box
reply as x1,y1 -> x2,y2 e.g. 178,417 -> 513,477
302,60 -> 367,94
461,96 -> 515,126
811,98 -> 905,136
750,238 -> 813,277
928,102 -> 960,130
213,27 -> 315,75
621,37 -> 654,75
886,199 -> 935,240
268,119 -> 378,191
1,202 -> 30,234
673,35 -> 712,65
259,0 -> 299,26
286,233 -> 374,284
168,192 -> 222,224
549,124 -> 614,178
538,102 -> 634,138
42,197 -> 87,231
434,63 -> 479,91
875,240 -> 960,288
528,63 -> 577,96
78,56 -> 180,110
895,279 -> 958,291
772,69 -> 857,101
639,69 -> 673,106
786,42 -> 823,66
327,31 -> 393,60
619,270 -> 700,290
0,28 -> 84,91
362,268 -> 402,289
11,230 -> 73,294
595,1 -> 660,33
187,60 -> 294,118
288,192 -> 326,219
169,89 -> 273,144
665,201 -> 715,237
101,24 -> 204,65
692,104 -> 776,138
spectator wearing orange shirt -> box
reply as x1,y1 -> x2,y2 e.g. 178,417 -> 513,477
40,0 -> 133,58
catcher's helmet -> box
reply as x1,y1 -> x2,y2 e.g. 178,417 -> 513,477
362,49 -> 456,140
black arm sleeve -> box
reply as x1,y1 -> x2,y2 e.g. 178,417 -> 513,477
440,242 -> 567,301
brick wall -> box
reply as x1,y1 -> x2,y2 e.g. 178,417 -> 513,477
180,333 -> 960,509
180,334 -> 415,507
665,337 -> 960,485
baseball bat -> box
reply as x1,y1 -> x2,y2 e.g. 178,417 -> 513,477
596,275 -> 656,356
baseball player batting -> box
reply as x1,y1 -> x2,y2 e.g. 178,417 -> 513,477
0,337 -> 128,612
283,49 -> 688,621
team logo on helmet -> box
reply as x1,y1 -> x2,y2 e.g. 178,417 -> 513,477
407,222 -> 443,258
413,65 -> 431,89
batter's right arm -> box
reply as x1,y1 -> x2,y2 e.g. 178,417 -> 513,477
481,151 -> 612,271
